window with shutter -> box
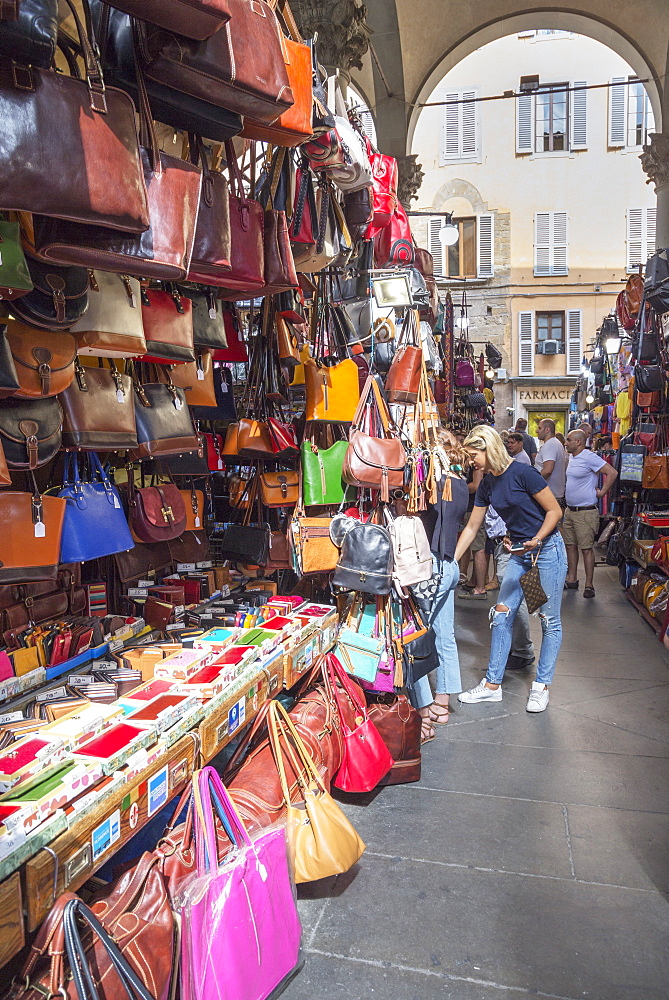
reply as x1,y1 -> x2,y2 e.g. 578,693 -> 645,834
566,310 -> 583,376
518,312 -> 534,375
609,77 -> 654,149
428,218 -> 446,278
608,77 -> 627,146
516,92 -> 534,153
626,207 -> 657,272
534,212 -> 568,276
570,81 -> 587,149
552,211 -> 569,275
442,88 -> 479,162
476,213 -> 494,278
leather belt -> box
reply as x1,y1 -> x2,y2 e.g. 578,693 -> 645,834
567,504 -> 598,512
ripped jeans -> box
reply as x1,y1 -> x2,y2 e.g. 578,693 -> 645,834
486,533 -> 567,686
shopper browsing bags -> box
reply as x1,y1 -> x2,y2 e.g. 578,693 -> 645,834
455,425 -> 566,714
535,418 -> 567,505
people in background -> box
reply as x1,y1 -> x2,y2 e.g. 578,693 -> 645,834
455,425 -> 565,714
555,432 -> 566,447
535,419 -> 567,509
563,429 -> 618,598
578,422 -> 593,448
506,432 -> 531,465
514,418 -> 537,465
458,461 -> 487,601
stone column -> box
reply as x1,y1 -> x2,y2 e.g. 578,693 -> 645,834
291,0 -> 372,73
641,133 -> 669,248
397,155 -> 425,209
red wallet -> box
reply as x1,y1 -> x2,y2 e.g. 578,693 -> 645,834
73,724 -> 144,761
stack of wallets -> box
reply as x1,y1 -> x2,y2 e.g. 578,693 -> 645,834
0,736 -> 69,792
265,596 -> 306,615
210,645 -> 256,674
68,678 -> 118,704
114,645 -> 175,679
192,627 -> 240,653
24,689 -> 90,722
0,759 -> 104,831
0,720 -> 45,745
176,661 -> 238,701
115,678 -> 176,712
93,668 -> 143,698
147,585 -> 186,607
5,617 -> 105,667
85,582 -> 108,618
72,721 -> 154,773
234,628 -> 280,650
154,648 -> 212,681
37,704 -> 124,749
124,692 -> 198,734
143,597 -> 178,631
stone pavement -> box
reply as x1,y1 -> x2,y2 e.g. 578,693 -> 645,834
285,565 -> 669,1000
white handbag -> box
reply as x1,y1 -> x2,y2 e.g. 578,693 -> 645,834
325,78 -> 373,192
389,515 -> 433,588
70,271 -> 146,358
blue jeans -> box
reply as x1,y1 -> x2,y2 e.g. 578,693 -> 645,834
496,546 -> 534,660
487,533 -> 567,686
413,556 -> 462,709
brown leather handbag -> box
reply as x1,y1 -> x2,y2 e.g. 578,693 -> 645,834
178,487 -> 205,530
162,351 -> 216,407
0,489 -> 67,584
186,137 -> 232,285
276,315 -> 301,366
259,470 -> 299,507
642,454 -> 669,489
237,418 -> 276,459
220,142 -> 265,294
0,0 -> 149,231
384,310 -> 422,404
366,694 -> 421,785
127,477 -> 186,543
70,271 -> 147,359
343,375 -> 406,501
108,0 -> 231,39
140,286 -> 195,364
59,360 -> 138,451
5,321 -> 76,397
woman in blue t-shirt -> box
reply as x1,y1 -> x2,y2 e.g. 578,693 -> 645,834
454,425 -> 566,714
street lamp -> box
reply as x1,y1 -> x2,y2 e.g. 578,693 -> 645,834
439,213 -> 460,247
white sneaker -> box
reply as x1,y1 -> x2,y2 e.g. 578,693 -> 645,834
458,679 -> 503,704
526,681 -> 549,713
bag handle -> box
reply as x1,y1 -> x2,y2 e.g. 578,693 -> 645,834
192,766 -> 251,876
267,700 -> 326,804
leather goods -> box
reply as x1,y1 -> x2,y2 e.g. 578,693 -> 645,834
276,315 -> 301,366
181,288 -> 229,352
219,523 -> 271,565
0,0 -> 150,231
242,30 -> 313,146
165,351 -> 217,408
186,138 -> 232,284
132,381 -> 200,459
364,139 -> 398,233
324,653 -> 393,793
162,437 -> 210,476
259,470 -> 299,507
624,272 -> 645,319
266,529 -> 291,570
0,440 -> 9,486
236,418 -> 276,459
389,515 -> 433,588
70,272 -> 146,358
191,364 -> 236,420
60,360 -> 138,451
168,528 -> 210,563
10,258 -> 88,330
367,694 -> 421,785
141,287 -> 195,363
228,474 -> 252,510
343,375 -> 406,501
334,621 -> 385,683
58,453 -> 134,562
0,325 -> 21,398
261,208 -> 300,294
0,218 -> 33,299
206,430 -> 226,469
141,0 -> 294,123
374,201 -> 415,267
220,142 -> 265,294
343,186 -> 374,228
268,700 -> 365,883
330,513 -> 394,595
0,490 -> 66,584
301,439 -> 348,506
385,345 -> 422,404
304,358 -> 361,423
181,768 -> 301,1000
403,625 -> 437,686
115,540 -> 171,582
644,249 -> 669,313
519,550 -> 549,615
634,363 -> 664,394
635,389 -> 661,411
107,0 -> 231,39
0,396 -> 62,468
5,321 -> 76,398
291,512 -> 339,574
642,453 -> 669,489
0,0 -> 57,67
127,479 -> 186,543
455,357 -> 476,387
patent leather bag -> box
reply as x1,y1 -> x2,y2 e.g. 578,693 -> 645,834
0,396 -> 61,469
58,453 -> 134,563
59,360 -> 138,452
374,201 -> 415,267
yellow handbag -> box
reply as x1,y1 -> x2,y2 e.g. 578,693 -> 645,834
268,701 -> 365,884
289,345 -> 311,387
304,358 -> 361,423
165,351 -> 216,408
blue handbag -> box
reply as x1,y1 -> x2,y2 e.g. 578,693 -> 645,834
58,453 -> 134,563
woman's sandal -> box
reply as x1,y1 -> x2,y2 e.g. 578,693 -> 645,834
426,702 -> 450,725
420,719 -> 436,744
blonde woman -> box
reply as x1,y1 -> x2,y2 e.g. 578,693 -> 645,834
454,425 -> 566,714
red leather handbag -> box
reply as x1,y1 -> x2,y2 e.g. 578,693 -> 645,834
140,286 -> 195,364
288,158 -> 318,251
186,137 -> 232,285
304,129 -> 345,172
127,479 -> 187,543
220,142 -> 265,295
241,31 -> 313,147
374,201 -> 415,267
107,0 -> 231,40
324,653 -> 394,793
364,138 -> 398,236
212,309 -> 248,362
204,431 -> 226,471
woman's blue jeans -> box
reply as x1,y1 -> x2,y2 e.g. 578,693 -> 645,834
413,556 -> 462,709
487,533 -> 567,686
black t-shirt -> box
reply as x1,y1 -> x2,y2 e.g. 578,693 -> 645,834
474,463 -> 549,542
421,477 -> 469,559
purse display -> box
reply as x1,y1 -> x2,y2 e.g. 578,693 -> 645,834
219,142 -> 265,294
165,351 -> 217,408
57,454 -> 134,563
70,272 -> 146,358
0,396 -> 62,469
59,359 -> 138,451
5,321 -> 76,398
241,23 -> 313,147
383,311 -> 423,404
343,375 -> 406,501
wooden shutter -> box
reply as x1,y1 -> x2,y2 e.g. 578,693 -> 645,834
551,211 -> 569,275
476,213 -> 494,277
518,312 -> 534,376
570,81 -> 587,150
428,217 -> 445,277
461,90 -> 478,157
443,92 -> 461,160
566,309 -> 582,376
534,213 -> 551,276
627,207 -> 657,272
516,92 -> 534,153
608,77 -> 626,146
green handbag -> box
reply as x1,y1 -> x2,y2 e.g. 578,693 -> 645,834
300,439 -> 348,505
0,220 -> 33,299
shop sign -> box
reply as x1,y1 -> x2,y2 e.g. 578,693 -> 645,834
518,388 -> 571,402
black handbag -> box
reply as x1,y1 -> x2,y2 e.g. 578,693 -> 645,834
0,0 -> 57,68
644,249 -> 669,313
219,523 -> 271,565
11,258 -> 88,330
634,363 -> 664,393
191,364 -> 237,421
131,380 -> 199,460
168,529 -> 211,564
115,539 -> 172,582
465,391 -> 487,408
180,287 -> 229,352
373,338 -> 396,374
0,396 -> 62,468
404,627 -> 438,687
336,240 -> 374,301
0,326 -> 20,398
92,2 -> 243,142
330,514 -> 393,595
160,439 -> 211,476
590,356 -> 605,375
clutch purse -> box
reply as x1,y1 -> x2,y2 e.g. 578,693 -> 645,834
519,549 -> 548,615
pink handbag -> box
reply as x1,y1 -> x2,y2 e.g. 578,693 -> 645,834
179,767 -> 302,1000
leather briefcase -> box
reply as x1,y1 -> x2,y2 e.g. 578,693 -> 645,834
59,361 -> 138,451
107,0 -> 231,39
141,287 -> 195,363
115,541 -> 172,583
132,382 -> 199,460
0,396 -> 62,469
242,34 -> 313,146
5,321 -> 76,398
70,272 -> 146,358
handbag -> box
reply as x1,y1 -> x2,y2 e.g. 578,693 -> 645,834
267,700 -> 365,883
384,311 -> 422,404
330,513 -> 394,595
259,471 -> 299,508
0,0 -> 149,231
0,396 -> 61,469
0,218 -> 33,299
366,694 -> 422,785
178,487 -> 205,530
108,0 -> 231,39
127,476 -> 186,543
60,359 -> 138,451
219,142 -> 265,294
178,767 -> 301,1000
323,652 -> 393,793
132,376 -> 200,460
642,454 -> 669,489
5,321 -> 75,398
644,249 -> 669,313
343,186 -> 374,229
634,363 -> 664,394
289,509 -> 339,575
0,0 -> 57,67
364,138 -> 398,234
301,438 -> 348,506
180,288 -> 229,353
519,549 -> 549,614
343,375 -> 406,501
191,364 -> 237,421
168,529 -> 210,564
334,619 -> 386,683
219,523 -> 271,565
373,201 -> 415,267
212,308 -> 248,362
0,487 -> 66,584
165,351 -> 217,408
70,272 -> 146,358
10,257 -> 88,330
186,137 -> 232,284
304,358 -> 361,423
141,286 -> 195,363
58,454 -> 134,562
389,514 -> 433,588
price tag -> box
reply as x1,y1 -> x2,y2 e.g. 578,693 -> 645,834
137,580 -> 154,588
209,307 -> 217,320
0,711 -> 23,724
113,494 -> 121,508
196,560 -> 213,569
34,521 -> 46,538
109,639 -> 124,652
194,516 -> 201,527
174,397 -> 183,411
199,613 -> 213,620
217,459 -> 224,470
36,686 -> 69,703
197,369 -> 205,381
220,380 -> 229,393
68,675 -> 97,685
177,563 -> 197,572
116,390 -> 125,403
127,588 -> 148,598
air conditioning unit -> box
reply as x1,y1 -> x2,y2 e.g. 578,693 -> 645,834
536,339 -> 559,355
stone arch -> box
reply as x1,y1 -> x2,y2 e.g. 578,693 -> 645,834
430,179 -> 489,214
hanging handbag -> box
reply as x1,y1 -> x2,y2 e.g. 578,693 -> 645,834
330,513 -> 394,595
343,186 -> 374,229
168,528 -> 210,564
0,218 -> 33,299
644,249 -> 669,313
333,607 -> 386,683
642,453 -> 669,489
237,418 -> 276,459
108,0 -> 231,39
343,375 -> 406,502
211,307 -> 248,362
259,470 -> 299,508
132,372 -> 200,460
289,503 -> 339,575
5,321 -> 76,398
0,396 -> 61,469
366,694 -> 422,785
634,363 -> 664,394
373,201 -> 415,267
57,454 -> 134,562
301,438 -> 348,506
384,311 -> 423,404
0,486 -> 66,584
60,359 -> 138,451
165,351 -> 217,408
388,514 -> 433,588
0,0 -> 57,67
140,286 -> 195,364
304,359 -> 361,423
186,137 -> 232,284
267,700 -> 365,883
455,357 -> 476,387
519,548 -> 549,615
0,0 -> 149,230
127,476 -> 186,543
191,363 -> 237,421
276,315 -> 301,367
70,272 -> 146,358
10,257 -> 88,330
180,288 -> 228,353
220,477 -> 271,563
364,138 -> 398,234
220,142 -> 265,294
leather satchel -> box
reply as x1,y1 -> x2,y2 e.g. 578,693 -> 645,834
304,358 -> 361,423
59,360 -> 138,451
330,514 -> 394,595
343,375 -> 406,501
58,453 -> 134,563
191,363 -> 237,421
70,272 -> 146,358
0,490 -> 66,584
106,0 -> 231,39
0,327 -> 20,398
0,0 -> 57,67
385,310 -> 422,404
291,512 -> 339,574
374,201 -> 415,267
0,396 -> 62,469
186,137 -> 232,284
5,321 -> 76,398
132,380 -> 199,459
259,470 -> 299,507
301,439 -> 348,506
166,351 -> 217,408
180,288 -> 229,352
366,694 -> 421,785
11,257 -> 88,330
141,287 -> 195,363
219,523 -> 271,565
642,453 -> 669,489
0,218 -> 33,299
0,0 -> 149,231
241,28 -> 313,146
219,142 -> 265,294
127,479 -> 186,543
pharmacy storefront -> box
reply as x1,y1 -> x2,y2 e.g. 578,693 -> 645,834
514,382 -> 574,437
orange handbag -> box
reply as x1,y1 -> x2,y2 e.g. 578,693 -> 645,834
237,418 -> 276,459
222,422 -> 240,458
5,321 -> 76,398
0,491 -> 67,584
163,351 -> 216,408
228,474 -> 253,510
0,441 -> 10,486
304,358 -> 360,423
179,487 -> 205,530
259,470 -> 299,507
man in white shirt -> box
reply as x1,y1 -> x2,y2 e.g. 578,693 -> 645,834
535,419 -> 567,505
563,429 -> 618,598
506,432 -> 531,465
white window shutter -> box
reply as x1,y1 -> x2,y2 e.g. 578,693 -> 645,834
552,211 -> 569,275
428,217 -> 445,277
476,213 -> 494,277
518,312 -> 534,376
443,93 -> 461,160
534,213 -> 551,276
609,77 -> 626,146
461,90 -> 478,157
570,81 -> 587,149
566,310 -> 583,376
627,208 -> 644,271
646,207 -> 657,259
516,92 -> 534,153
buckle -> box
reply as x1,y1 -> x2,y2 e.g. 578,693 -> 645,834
11,63 -> 34,91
